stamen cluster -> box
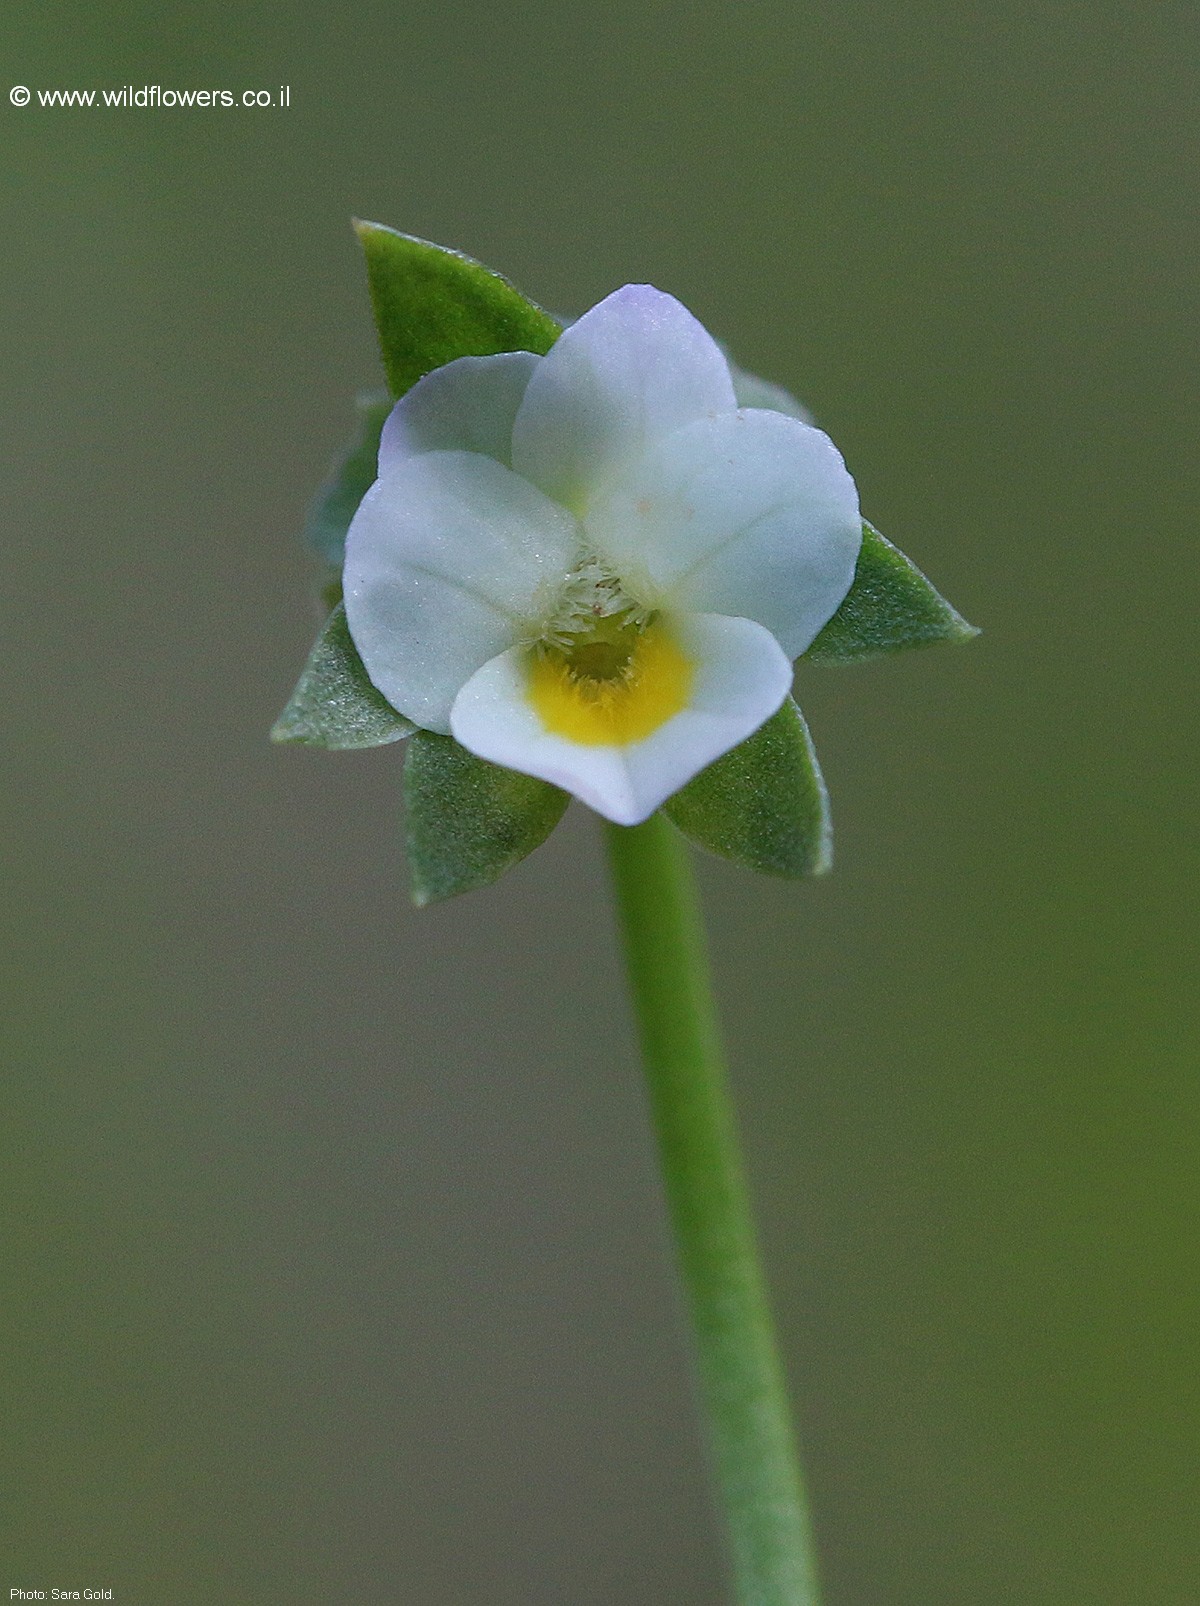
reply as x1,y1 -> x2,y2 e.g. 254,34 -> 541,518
538,557 -> 648,656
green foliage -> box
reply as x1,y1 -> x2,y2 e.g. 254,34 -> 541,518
305,389 -> 390,570
354,221 -> 562,400
404,733 -> 569,906
271,603 -> 415,749
664,698 -> 831,877
806,521 -> 978,664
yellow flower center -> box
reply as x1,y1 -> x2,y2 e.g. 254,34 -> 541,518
526,617 -> 693,746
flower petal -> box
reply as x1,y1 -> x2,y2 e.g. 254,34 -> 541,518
510,285 -> 737,514
449,613 -> 792,826
584,409 -> 862,659
343,450 -> 579,732
377,351 -> 540,472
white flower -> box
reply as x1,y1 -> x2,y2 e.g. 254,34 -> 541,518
343,286 -> 861,826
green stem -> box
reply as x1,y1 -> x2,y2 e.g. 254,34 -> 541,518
605,813 -> 821,1606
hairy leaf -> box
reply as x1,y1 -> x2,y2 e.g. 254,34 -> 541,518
664,698 -> 831,877
271,603 -> 414,749
355,221 -> 562,400
404,734 -> 569,905
306,389 -> 391,569
806,521 -> 978,664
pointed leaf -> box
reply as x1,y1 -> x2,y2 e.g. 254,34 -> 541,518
404,734 -> 569,906
271,603 -> 415,749
354,221 -> 562,400
305,389 -> 391,569
805,521 -> 979,664
664,697 -> 831,877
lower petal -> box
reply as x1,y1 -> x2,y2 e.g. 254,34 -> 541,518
448,613 -> 792,826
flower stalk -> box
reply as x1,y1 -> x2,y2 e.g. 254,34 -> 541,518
605,813 -> 821,1606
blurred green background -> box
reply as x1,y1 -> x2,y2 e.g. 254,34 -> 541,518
2,0 -> 1195,1600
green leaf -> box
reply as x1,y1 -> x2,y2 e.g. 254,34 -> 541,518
805,521 -> 979,665
305,389 -> 391,569
271,603 -> 415,749
354,220 -> 562,400
664,698 -> 831,878
404,734 -> 569,906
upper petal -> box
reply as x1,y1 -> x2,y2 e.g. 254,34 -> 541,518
448,612 -> 792,825
377,351 -> 540,473
584,409 -> 862,659
510,285 -> 737,515
343,450 -> 579,732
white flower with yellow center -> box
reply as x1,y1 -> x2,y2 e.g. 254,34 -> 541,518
343,285 -> 862,825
